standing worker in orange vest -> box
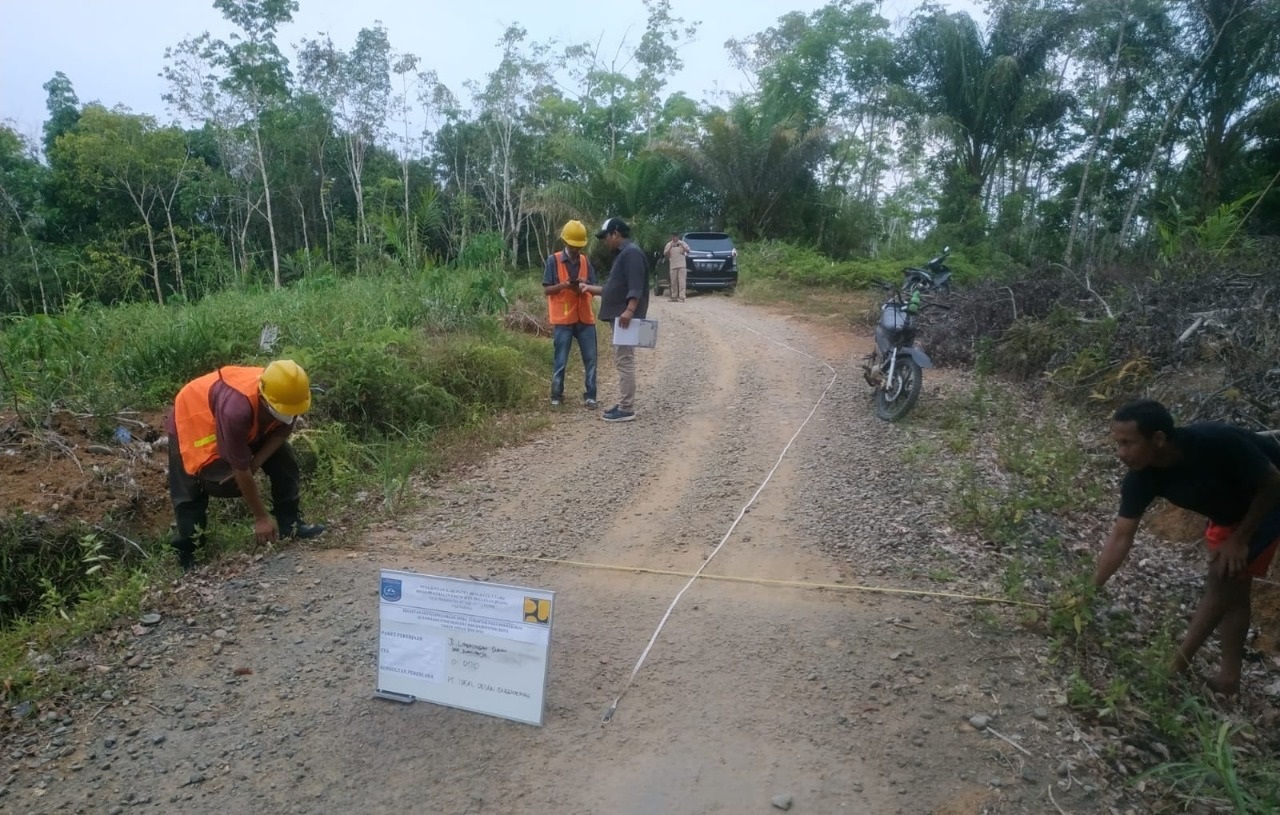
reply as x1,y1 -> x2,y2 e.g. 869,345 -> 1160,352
164,360 -> 326,570
542,220 -> 601,409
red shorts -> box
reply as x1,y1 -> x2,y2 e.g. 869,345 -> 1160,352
1205,521 -> 1280,578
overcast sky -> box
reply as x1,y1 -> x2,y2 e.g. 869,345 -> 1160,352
1,0 -> 983,141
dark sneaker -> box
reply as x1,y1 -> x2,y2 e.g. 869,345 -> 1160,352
177,549 -> 196,572
602,407 -> 636,423
282,521 -> 327,540
550,397 -> 562,406
584,399 -> 597,410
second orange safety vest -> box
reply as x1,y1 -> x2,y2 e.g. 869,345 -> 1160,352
173,366 -> 272,476
547,253 -> 595,325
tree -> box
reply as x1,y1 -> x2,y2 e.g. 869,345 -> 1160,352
42,72 -> 81,157
1182,0 -> 1280,217
902,3 -> 1070,238
631,0 -> 699,136
667,100 -> 827,240
298,24 -> 393,259
729,2 -> 898,251
0,126 -> 50,313
166,0 -> 298,288
469,25 -> 549,262
52,106 -> 196,303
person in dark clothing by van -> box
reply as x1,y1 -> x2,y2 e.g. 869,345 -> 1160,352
593,217 -> 650,423
1093,399 -> 1280,697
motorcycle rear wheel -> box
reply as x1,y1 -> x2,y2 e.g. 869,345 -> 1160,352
874,356 -> 923,421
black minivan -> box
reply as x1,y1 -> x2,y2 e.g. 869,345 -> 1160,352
655,232 -> 738,296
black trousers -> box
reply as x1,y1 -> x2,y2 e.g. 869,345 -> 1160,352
167,440 -> 302,553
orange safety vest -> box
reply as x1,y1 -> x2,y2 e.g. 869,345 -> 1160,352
173,366 -> 271,476
547,253 -> 595,325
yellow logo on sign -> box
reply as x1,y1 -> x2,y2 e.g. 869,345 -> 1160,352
523,597 -> 551,624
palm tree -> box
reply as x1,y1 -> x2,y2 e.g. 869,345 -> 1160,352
528,135 -> 695,240
664,100 -> 827,240
1184,0 -> 1280,217
902,4 -> 1069,235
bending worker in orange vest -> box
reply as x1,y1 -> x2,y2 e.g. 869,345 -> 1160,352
542,220 -> 601,409
164,360 -> 326,570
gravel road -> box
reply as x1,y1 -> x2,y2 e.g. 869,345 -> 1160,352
3,295 -> 1122,814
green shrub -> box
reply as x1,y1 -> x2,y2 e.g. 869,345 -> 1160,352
427,342 -> 537,410
307,330 -> 460,434
110,306 -> 261,403
0,517 -> 146,625
739,239 -> 987,291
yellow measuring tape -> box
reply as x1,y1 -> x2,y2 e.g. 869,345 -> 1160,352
473,551 -> 1046,608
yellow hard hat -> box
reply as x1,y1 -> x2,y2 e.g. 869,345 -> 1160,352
259,359 -> 312,417
560,220 -> 588,248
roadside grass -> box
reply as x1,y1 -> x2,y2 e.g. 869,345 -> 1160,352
908,374 -> 1280,812
734,276 -> 878,329
738,239 -> 985,291
0,265 -> 551,702
1144,712 -> 1280,813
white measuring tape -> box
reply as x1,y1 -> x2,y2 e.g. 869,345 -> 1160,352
601,314 -> 840,723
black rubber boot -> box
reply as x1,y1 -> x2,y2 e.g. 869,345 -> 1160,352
172,538 -> 197,572
283,520 -> 327,540
274,505 -> 326,541
171,504 -> 208,572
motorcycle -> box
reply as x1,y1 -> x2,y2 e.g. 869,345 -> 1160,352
861,283 -> 947,421
901,246 -> 953,294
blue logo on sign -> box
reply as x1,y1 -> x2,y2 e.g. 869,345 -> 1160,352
380,577 -> 402,602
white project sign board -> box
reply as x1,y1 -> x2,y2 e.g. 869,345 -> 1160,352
376,569 -> 554,725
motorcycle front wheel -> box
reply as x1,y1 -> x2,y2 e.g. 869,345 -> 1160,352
874,356 -> 923,421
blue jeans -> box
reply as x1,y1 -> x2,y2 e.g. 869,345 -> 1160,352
552,323 -> 597,401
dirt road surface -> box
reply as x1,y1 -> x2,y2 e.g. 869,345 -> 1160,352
4,297 -> 1110,814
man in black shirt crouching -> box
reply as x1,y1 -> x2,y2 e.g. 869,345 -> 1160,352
1094,399 -> 1280,697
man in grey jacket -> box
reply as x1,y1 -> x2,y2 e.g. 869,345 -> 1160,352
593,217 -> 650,423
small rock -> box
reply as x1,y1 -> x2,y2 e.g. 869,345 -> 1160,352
212,629 -> 228,640
100,690 -> 115,702
127,655 -> 145,668
152,734 -> 167,745
10,700 -> 35,720
770,793 -> 793,811
140,613 -> 162,626
1057,761 -> 1072,777
969,714 -> 990,730
1031,707 -> 1050,721
185,773 -> 206,787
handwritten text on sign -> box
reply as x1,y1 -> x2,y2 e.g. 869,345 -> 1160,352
376,570 -> 554,725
